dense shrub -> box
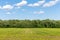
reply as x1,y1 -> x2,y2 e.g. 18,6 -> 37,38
0,19 -> 60,28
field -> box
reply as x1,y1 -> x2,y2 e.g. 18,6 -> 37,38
0,28 -> 60,40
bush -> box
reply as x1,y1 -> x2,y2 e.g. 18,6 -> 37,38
0,19 -> 60,28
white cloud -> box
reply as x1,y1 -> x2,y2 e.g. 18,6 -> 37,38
6,12 -> 11,14
28,3 -> 39,7
43,0 -> 59,7
34,11 -> 44,14
16,0 -> 27,7
0,6 -> 2,9
28,0 -> 45,7
22,9 -> 26,11
2,5 -> 13,10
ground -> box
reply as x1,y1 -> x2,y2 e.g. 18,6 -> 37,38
0,28 -> 60,40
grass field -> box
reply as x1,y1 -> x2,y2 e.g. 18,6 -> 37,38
0,28 -> 60,40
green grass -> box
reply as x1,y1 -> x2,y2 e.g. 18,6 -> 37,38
0,28 -> 60,40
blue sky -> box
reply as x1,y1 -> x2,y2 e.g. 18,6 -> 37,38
0,0 -> 60,20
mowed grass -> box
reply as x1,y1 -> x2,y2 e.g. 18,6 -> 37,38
0,28 -> 60,40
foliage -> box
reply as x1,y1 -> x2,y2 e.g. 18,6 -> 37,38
0,19 -> 60,28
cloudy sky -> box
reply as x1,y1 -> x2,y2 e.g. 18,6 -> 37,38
0,0 -> 60,20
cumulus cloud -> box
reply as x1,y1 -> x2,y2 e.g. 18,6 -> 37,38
0,5 -> 13,10
43,0 -> 59,7
28,3 -> 40,7
16,0 -> 27,7
28,0 -> 45,7
34,11 -> 44,14
0,5 -> 14,14
2,5 -> 13,10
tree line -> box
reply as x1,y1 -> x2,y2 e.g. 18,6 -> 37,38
0,19 -> 60,28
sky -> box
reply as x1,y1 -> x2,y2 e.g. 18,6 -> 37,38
0,0 -> 60,20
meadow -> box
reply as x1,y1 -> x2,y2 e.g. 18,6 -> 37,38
0,28 -> 60,40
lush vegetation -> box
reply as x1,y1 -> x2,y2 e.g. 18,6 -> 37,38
0,28 -> 60,40
0,19 -> 60,28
